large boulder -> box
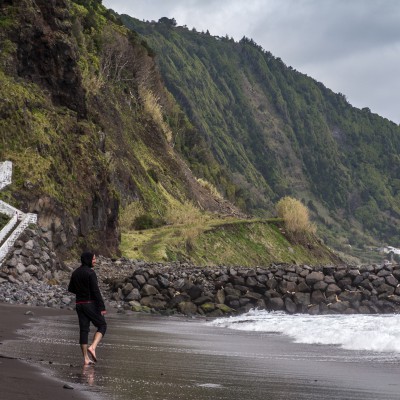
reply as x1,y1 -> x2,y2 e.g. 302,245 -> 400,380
177,301 -> 198,315
135,274 -> 147,286
215,289 -> 225,304
328,301 -> 350,313
187,284 -> 203,300
140,284 -> 159,297
284,297 -> 297,314
294,292 -> 311,306
311,290 -> 326,304
268,297 -> 284,311
326,284 -> 341,297
296,281 -> 311,293
306,272 -> 324,287
125,288 -> 141,301
140,296 -> 166,310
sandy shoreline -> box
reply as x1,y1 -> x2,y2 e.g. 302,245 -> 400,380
2,303 -> 400,399
0,303 -> 94,400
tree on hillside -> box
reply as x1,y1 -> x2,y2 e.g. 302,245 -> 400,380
158,17 -> 177,27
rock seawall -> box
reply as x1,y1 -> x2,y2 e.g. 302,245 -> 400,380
2,254 -> 400,316
106,260 -> 400,316
0,227 -> 64,285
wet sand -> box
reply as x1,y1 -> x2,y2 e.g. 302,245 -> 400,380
2,304 -> 400,399
0,303 -> 92,399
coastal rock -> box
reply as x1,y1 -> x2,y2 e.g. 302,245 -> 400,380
16,264 -> 26,275
313,281 -> 328,291
26,265 -> 38,274
306,271 -> 324,286
122,283 -> 134,296
294,292 -> 310,307
200,302 -> 216,313
284,297 -> 297,314
328,301 -> 350,313
311,290 -> 326,304
266,278 -> 277,290
296,281 -> 311,293
61,296 -> 71,305
140,296 -> 166,310
187,285 -> 203,300
269,297 -> 284,311
140,284 -> 159,297
2,252 -> 400,317
135,275 -> 146,286
385,275 -> 398,287
158,276 -> 170,288
63,384 -> 74,390
125,288 -> 141,301
177,301 -> 198,315
216,303 -> 235,314
215,289 -> 225,304
326,284 -> 341,297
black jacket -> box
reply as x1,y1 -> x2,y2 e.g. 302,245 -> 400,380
68,265 -> 105,311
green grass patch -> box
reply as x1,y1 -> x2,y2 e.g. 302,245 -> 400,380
121,217 -> 338,266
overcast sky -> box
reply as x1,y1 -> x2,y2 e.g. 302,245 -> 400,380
103,0 -> 400,124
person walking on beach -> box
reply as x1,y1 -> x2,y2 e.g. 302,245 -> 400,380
68,252 -> 107,365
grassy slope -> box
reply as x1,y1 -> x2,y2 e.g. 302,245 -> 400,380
121,217 -> 339,266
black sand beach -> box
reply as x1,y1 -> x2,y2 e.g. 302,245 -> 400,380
2,304 -> 400,400
0,304 -> 91,400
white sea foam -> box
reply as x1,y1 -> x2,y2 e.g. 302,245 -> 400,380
210,310 -> 400,354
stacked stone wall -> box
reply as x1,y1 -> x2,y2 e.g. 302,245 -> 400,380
107,261 -> 400,316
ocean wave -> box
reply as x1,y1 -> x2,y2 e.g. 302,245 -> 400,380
210,310 -> 400,353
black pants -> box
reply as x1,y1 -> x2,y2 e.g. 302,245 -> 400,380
76,303 -> 107,344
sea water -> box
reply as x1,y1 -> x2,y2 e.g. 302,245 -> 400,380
4,311 -> 400,399
210,310 -> 400,354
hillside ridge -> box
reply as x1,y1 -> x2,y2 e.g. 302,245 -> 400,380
120,15 -> 400,258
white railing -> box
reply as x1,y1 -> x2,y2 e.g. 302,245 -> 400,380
0,214 -> 19,245
0,214 -> 37,265
0,161 -> 12,190
0,200 -> 22,217
0,161 -> 38,266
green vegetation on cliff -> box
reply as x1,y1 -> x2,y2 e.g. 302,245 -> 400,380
0,0 -> 352,265
0,0 -> 244,260
0,0 -> 218,257
121,16 -> 400,256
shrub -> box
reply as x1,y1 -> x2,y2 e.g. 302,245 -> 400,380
140,87 -> 172,142
196,178 -> 223,200
165,200 -> 207,226
133,214 -> 165,230
276,196 -> 316,234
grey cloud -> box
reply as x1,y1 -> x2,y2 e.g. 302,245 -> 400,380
249,0 -> 400,64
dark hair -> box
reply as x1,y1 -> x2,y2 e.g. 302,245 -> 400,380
81,251 -> 94,267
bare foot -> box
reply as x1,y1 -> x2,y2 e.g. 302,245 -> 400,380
84,358 -> 95,366
87,347 -> 97,362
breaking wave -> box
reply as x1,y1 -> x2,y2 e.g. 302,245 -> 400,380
210,310 -> 400,353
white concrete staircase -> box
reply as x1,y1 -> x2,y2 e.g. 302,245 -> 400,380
0,161 -> 37,265
0,161 -> 12,190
